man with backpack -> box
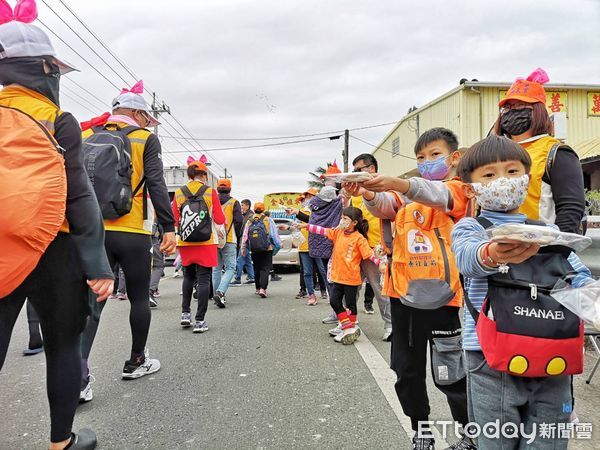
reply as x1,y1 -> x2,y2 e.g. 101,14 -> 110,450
232,199 -> 256,285
79,80 -> 176,401
212,178 -> 243,307
0,5 -> 114,448
240,202 -> 282,298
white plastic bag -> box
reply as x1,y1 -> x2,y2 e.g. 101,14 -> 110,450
551,279 -> 600,331
216,224 -> 227,249
486,223 -> 592,252
291,230 -> 306,248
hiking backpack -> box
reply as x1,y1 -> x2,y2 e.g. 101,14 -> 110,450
82,125 -> 145,220
465,217 -> 584,377
178,185 -> 212,242
0,106 -> 67,298
248,215 -> 271,253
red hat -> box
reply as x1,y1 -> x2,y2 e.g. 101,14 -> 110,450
254,202 -> 265,212
499,68 -> 549,107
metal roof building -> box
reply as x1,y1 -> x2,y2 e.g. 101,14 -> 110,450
372,81 -> 600,189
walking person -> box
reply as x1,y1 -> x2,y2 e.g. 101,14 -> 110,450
79,79 -> 177,398
232,199 -> 255,285
173,158 -> 225,333
0,5 -> 114,447
212,178 -> 243,307
149,223 -> 165,305
288,186 -> 343,321
301,207 -> 382,344
240,202 -> 282,298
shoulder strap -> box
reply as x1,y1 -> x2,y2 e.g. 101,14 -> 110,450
545,142 -> 561,180
181,185 -> 194,199
462,288 -> 480,324
475,216 -> 494,229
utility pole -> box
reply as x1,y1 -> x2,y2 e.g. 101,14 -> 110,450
343,129 -> 349,172
224,168 -> 229,179
151,92 -> 170,138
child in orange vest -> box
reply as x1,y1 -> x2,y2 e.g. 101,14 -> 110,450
347,128 -> 475,450
303,206 -> 382,345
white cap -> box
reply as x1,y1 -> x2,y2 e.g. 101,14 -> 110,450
0,21 -> 78,74
112,91 -> 160,127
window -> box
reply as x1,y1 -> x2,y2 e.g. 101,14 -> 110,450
392,137 -> 400,157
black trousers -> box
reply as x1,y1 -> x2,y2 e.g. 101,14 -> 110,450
251,250 -> 273,290
329,283 -> 359,316
81,231 -> 152,362
390,298 -> 469,431
364,282 -> 375,308
182,264 -> 212,321
0,233 -> 89,443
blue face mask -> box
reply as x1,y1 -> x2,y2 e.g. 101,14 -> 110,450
417,155 -> 450,181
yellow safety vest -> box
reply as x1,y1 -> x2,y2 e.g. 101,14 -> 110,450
351,196 -> 381,248
82,122 -> 153,235
299,208 -> 310,253
519,135 -> 562,223
222,198 -> 238,244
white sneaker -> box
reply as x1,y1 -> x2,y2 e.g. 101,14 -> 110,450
334,326 -> 361,345
122,351 -> 161,380
329,323 -> 342,336
382,328 -> 393,341
79,375 -> 95,403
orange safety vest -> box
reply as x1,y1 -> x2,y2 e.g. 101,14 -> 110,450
221,197 -> 238,244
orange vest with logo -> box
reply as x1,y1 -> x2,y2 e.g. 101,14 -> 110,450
221,197 -> 238,243
383,179 -> 473,308
174,181 -> 216,246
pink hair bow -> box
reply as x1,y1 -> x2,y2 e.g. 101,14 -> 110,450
515,68 -> 550,85
187,154 -> 209,165
0,0 -> 38,25
120,80 -> 144,95
186,156 -> 196,165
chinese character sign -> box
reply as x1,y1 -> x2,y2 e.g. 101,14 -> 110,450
499,90 -> 567,113
263,193 -> 303,211
588,92 -> 600,116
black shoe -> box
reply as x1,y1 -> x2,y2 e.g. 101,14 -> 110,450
245,278 -> 255,284
213,292 -> 226,309
412,433 -> 435,450
66,428 -> 97,449
446,435 -> 477,450
231,279 -> 242,286
271,274 -> 282,281
149,294 -> 158,308
295,290 -> 308,299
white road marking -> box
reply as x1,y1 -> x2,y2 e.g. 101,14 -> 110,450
354,334 -> 450,448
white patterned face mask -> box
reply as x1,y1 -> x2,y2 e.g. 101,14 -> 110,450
471,175 -> 529,212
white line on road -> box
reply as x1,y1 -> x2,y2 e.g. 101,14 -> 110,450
354,333 -> 450,448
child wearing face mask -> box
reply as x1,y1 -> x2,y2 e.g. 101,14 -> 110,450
301,207 -> 382,345
346,128 -> 475,450
451,135 -> 592,449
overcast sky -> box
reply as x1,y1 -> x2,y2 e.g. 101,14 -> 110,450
38,0 -> 600,203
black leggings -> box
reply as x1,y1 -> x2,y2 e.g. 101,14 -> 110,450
329,282 -> 359,316
182,264 -> 212,321
251,251 -> 273,290
0,233 -> 88,443
81,231 -> 152,364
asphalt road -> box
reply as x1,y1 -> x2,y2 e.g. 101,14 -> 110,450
1,269 -> 599,449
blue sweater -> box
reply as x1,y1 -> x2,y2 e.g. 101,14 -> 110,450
451,210 -> 592,351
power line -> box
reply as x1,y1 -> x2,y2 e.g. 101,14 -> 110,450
61,91 -> 99,115
349,134 -> 417,161
45,0 -> 228,176
40,0 -> 133,87
61,84 -> 105,112
153,135 -> 342,154
62,77 -> 110,108
36,19 -> 121,91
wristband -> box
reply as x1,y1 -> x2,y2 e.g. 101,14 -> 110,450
481,243 -> 498,268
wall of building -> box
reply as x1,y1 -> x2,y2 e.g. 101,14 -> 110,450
375,84 -> 600,177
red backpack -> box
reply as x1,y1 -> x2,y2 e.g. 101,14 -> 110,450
0,106 -> 67,298
465,217 -> 584,377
